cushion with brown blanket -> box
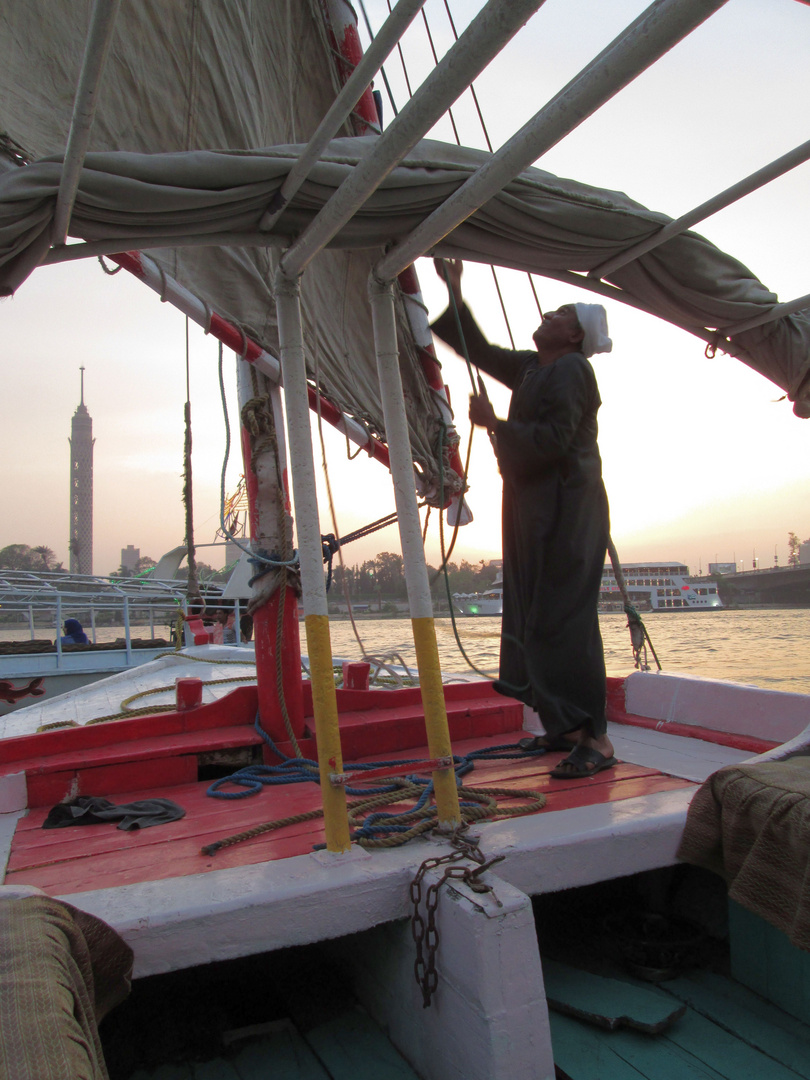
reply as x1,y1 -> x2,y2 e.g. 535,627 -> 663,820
677,756 -> 810,951
0,894 -> 133,1080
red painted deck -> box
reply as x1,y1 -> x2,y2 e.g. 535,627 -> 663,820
5,733 -> 693,896
2,676 -> 709,898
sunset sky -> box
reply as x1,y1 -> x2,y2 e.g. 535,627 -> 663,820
1,0 -> 808,579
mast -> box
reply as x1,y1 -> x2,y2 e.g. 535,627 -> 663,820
235,360 -> 305,743
68,366 -> 94,574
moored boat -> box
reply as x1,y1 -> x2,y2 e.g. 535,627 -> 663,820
601,561 -> 723,612
0,565 -> 241,713
452,571 -> 504,616
452,586 -> 503,615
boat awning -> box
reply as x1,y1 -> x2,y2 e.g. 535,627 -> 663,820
1,136 -> 809,411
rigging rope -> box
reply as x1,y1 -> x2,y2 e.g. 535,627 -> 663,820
357,1 -> 398,120
216,342 -> 299,570
399,1 -> 522,343
606,537 -> 662,672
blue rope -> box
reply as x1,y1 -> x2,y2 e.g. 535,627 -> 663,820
207,715 -> 550,837
208,712 -> 435,799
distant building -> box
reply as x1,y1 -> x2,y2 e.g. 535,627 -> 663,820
800,541 -> 810,566
709,562 -> 737,575
68,367 -> 94,575
121,545 -> 140,572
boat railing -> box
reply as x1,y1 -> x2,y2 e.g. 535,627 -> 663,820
0,595 -> 181,667
0,591 -> 254,665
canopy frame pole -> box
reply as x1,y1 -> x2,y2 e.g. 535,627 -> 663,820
369,274 -> 461,829
52,0 -> 122,245
274,269 -> 351,854
721,292 -> 810,336
590,138 -> 810,280
235,360 -> 305,740
376,0 -> 729,281
260,0 -> 427,231
280,0 -> 547,279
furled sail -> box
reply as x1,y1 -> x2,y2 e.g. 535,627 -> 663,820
2,137 -> 810,413
2,0 -> 809,421
0,0 -> 449,493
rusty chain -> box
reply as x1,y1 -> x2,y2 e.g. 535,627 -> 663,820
410,831 -> 505,1007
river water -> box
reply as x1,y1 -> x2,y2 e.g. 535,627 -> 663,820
326,609 -> 810,697
3,609 -> 808,695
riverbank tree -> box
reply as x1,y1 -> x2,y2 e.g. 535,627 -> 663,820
329,554 -> 499,603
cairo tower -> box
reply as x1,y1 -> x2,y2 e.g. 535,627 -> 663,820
68,367 -> 94,574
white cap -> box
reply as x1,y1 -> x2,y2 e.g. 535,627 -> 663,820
574,303 -> 612,358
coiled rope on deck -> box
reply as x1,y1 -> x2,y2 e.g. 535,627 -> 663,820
200,713 -> 546,855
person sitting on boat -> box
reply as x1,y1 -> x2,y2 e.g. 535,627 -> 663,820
213,607 -> 236,645
59,618 -> 89,645
239,613 -> 253,643
432,258 -> 616,779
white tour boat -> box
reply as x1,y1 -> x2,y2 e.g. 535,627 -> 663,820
601,562 -> 724,612
452,572 -> 504,616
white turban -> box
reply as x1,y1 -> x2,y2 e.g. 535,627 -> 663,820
574,303 -> 612,358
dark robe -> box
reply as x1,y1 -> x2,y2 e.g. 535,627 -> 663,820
431,303 -> 609,738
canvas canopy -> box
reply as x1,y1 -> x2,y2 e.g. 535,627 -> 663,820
0,0 -> 444,488
1,137 -> 810,414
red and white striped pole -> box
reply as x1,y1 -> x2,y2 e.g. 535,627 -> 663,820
319,0 -> 381,135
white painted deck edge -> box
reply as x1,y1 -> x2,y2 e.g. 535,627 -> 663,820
56,786 -> 696,979
481,786 -> 696,897
0,771 -> 27,814
608,721 -> 753,781
624,670 -> 810,743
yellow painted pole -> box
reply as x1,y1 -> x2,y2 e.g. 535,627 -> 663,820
305,614 -> 351,852
369,275 -> 461,829
411,617 -> 460,825
275,270 -> 350,853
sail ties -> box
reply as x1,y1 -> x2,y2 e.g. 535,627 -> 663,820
237,388 -> 300,616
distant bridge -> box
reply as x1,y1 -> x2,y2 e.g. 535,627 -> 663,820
717,564 -> 810,607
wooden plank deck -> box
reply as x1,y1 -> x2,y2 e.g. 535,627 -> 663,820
6,733 -> 693,896
550,967 -> 810,1080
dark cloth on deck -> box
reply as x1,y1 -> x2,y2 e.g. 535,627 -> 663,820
431,302 -> 609,738
42,795 -> 185,831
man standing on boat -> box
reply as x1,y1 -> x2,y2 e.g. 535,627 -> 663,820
432,259 -> 615,779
